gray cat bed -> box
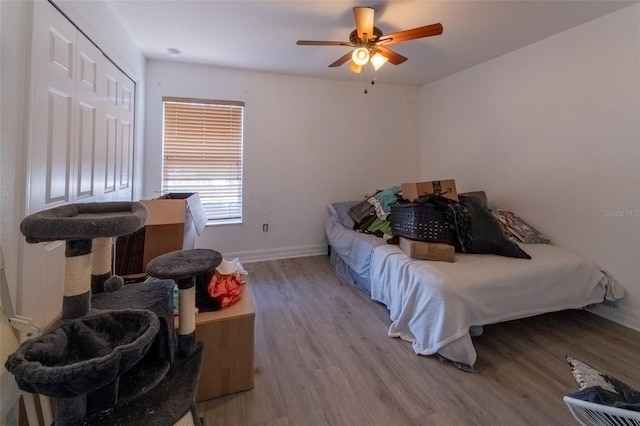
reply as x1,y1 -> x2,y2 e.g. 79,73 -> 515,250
20,201 -> 148,243
92,279 -> 176,406
5,309 -> 159,398
92,280 -> 176,365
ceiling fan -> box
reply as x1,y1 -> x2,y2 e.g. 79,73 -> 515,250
296,6 -> 443,74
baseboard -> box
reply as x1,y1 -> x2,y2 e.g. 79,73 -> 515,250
586,302 -> 640,333
221,244 -> 328,264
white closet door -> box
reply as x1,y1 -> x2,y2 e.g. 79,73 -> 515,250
102,60 -> 120,200
118,71 -> 134,200
101,60 -> 134,201
27,0 -> 77,214
21,1 -> 76,326
73,33 -> 103,201
20,1 -> 136,326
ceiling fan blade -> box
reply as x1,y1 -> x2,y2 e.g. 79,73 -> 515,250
375,45 -> 408,65
378,23 -> 443,45
353,7 -> 374,41
328,51 -> 353,68
297,40 -> 353,46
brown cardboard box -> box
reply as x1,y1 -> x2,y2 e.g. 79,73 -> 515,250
140,193 -> 207,268
399,237 -> 455,262
115,193 -> 208,276
192,283 -> 255,401
401,179 -> 458,202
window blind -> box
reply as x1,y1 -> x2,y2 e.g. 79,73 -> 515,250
162,97 -> 244,224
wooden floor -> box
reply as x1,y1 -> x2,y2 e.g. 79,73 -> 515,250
197,255 -> 640,426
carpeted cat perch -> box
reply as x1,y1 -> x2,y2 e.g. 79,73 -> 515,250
147,249 -> 222,357
5,201 -> 215,425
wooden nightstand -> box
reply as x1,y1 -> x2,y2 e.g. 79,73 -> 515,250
187,283 -> 255,402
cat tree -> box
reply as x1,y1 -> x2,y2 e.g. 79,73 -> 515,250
5,201 -> 219,425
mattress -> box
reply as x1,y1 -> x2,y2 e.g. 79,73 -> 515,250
325,215 -> 624,369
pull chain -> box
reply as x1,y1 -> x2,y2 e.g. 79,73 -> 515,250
363,63 -> 376,94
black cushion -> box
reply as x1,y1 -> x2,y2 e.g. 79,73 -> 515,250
459,195 -> 530,259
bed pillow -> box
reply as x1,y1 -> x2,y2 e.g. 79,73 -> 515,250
459,195 -> 531,259
566,356 -> 640,412
328,201 -> 359,228
458,191 -> 488,208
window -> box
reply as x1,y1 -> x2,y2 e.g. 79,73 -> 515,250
162,97 -> 243,224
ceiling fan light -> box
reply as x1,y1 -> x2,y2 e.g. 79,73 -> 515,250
348,61 -> 362,74
351,47 -> 370,66
371,52 -> 388,71
353,7 -> 375,41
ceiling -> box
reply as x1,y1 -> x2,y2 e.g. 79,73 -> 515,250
106,0 -> 637,87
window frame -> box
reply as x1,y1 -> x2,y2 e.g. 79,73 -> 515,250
161,96 -> 244,225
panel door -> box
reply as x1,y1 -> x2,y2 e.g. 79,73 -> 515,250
73,33 -> 103,201
118,69 -> 135,200
20,1 -> 137,326
20,1 -> 76,325
27,0 -> 77,214
102,61 -> 120,201
101,60 -> 135,201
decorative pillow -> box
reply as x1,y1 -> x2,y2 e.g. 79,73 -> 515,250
494,209 -> 550,244
328,201 -> 359,228
459,195 -> 531,259
458,191 -> 488,208
566,356 -> 640,412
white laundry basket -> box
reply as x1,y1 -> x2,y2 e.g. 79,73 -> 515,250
564,395 -> 640,426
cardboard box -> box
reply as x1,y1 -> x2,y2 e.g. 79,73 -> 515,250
192,284 -> 255,401
402,179 -> 458,202
399,237 -> 455,262
115,193 -> 207,276
140,192 -> 207,269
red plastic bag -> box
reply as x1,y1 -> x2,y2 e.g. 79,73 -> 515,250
206,271 -> 244,309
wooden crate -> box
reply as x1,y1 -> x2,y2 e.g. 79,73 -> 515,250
193,283 -> 255,401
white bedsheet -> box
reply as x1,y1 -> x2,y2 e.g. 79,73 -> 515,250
325,216 -> 385,292
369,243 -> 623,367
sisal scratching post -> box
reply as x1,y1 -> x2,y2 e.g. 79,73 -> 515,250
63,239 -> 93,319
146,249 -> 222,357
178,282 -> 197,355
92,237 -> 123,293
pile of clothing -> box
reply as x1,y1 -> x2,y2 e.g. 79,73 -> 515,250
348,186 -> 400,238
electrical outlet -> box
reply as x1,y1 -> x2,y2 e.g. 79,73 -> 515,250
262,223 -> 269,232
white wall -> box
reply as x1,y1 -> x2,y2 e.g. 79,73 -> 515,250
1,2 -> 34,422
145,61 -> 421,261
419,4 -> 640,330
1,0 -> 31,310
